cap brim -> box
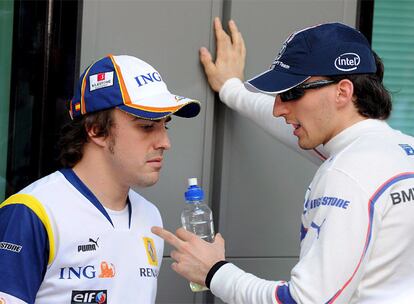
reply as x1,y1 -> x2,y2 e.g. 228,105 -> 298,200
246,68 -> 310,94
117,92 -> 201,120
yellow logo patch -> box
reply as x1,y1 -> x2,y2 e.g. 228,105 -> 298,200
143,237 -> 158,266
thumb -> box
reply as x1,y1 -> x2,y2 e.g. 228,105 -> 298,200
214,233 -> 225,246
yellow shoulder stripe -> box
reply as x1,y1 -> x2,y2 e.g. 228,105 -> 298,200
0,193 -> 55,265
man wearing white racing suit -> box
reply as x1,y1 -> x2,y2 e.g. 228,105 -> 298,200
152,19 -> 414,303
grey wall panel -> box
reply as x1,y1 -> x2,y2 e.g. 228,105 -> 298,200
220,114 -> 317,256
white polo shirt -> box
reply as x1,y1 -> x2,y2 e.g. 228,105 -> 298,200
0,169 -> 163,304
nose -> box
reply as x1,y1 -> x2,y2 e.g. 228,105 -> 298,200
156,127 -> 171,151
273,95 -> 289,117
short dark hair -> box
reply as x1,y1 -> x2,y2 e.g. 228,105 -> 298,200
329,51 -> 392,119
58,109 -> 114,168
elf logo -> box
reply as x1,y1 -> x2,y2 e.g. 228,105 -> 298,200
71,290 -> 107,303
334,53 -> 360,71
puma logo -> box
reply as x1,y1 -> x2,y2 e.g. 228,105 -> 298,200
310,219 -> 326,239
89,237 -> 99,248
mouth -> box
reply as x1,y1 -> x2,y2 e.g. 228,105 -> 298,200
147,157 -> 163,163
288,122 -> 302,136
147,157 -> 163,168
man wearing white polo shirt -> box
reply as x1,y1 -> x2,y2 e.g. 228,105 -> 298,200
0,54 -> 200,304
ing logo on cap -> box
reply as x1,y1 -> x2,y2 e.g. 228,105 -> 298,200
334,53 -> 360,71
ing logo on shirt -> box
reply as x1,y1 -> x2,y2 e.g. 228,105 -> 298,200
98,261 -> 116,278
143,237 -> 158,266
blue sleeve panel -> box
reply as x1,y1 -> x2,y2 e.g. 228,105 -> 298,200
0,203 -> 49,303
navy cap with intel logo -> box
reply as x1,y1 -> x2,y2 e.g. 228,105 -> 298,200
246,22 -> 376,94
70,54 -> 201,120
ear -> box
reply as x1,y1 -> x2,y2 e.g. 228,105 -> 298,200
86,125 -> 108,148
335,79 -> 354,109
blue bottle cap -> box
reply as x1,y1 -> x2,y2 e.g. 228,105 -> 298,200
185,178 -> 204,202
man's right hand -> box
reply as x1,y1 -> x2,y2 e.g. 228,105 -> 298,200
200,17 -> 246,92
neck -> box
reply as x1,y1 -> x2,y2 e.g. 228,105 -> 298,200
72,147 -> 129,211
327,105 -> 368,144
334,115 -> 367,138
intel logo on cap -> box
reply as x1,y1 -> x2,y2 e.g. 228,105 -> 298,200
334,53 -> 360,72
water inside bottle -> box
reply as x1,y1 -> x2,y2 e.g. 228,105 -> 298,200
186,219 -> 214,242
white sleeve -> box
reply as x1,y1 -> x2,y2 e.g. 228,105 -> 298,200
219,78 -> 327,166
210,263 -> 279,304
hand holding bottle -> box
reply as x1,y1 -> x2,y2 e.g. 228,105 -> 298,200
181,178 -> 214,291
151,178 -> 225,291
152,226 -> 225,289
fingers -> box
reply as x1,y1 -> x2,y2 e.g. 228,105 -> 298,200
229,19 -> 246,57
228,19 -> 240,46
151,226 -> 182,249
199,47 -> 216,76
170,249 -> 180,262
215,18 -> 231,56
176,227 -> 198,241
240,32 -> 247,58
214,16 -> 223,34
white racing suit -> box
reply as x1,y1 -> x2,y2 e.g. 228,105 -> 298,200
210,78 -> 414,304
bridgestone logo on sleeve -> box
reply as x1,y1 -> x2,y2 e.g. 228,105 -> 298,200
0,241 -> 23,253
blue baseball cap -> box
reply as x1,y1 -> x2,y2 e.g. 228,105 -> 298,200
70,54 -> 201,120
246,22 -> 377,94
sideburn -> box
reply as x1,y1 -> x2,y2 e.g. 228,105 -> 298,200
108,134 -> 116,155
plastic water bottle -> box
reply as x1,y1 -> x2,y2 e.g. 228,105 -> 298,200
181,177 -> 215,292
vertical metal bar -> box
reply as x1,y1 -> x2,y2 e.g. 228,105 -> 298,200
37,0 -> 54,176
203,2 -> 233,303
356,0 -> 374,44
